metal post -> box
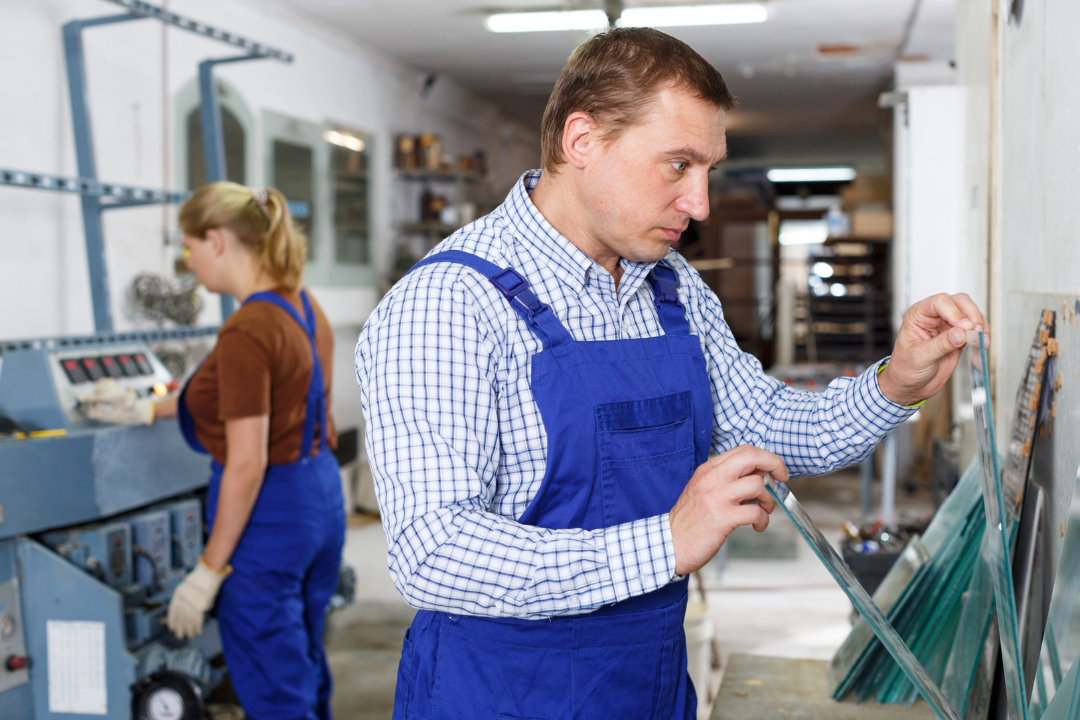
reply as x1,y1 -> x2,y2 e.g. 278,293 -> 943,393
58,5 -> 289,332
860,454 -> 874,520
64,14 -> 147,333
881,431 -> 897,526
198,60 -> 234,318
198,60 -> 228,184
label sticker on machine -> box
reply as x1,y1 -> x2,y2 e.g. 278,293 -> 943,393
46,620 -> 107,715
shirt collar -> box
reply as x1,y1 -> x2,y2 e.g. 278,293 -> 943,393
501,170 -> 659,297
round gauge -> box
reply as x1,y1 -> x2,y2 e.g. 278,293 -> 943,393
0,615 -> 14,638
147,687 -> 185,720
132,670 -> 202,720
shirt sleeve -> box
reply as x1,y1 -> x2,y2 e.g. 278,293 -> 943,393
354,269 -> 678,619
675,258 -> 917,476
216,326 -> 272,420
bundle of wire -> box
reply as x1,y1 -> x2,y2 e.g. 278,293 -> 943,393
129,272 -> 201,326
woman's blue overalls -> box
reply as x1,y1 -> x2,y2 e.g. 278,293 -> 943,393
179,290 -> 346,720
394,251 -> 714,720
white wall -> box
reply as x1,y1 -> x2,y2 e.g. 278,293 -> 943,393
892,85 -> 970,332
956,0 -> 1080,574
0,0 -> 540,432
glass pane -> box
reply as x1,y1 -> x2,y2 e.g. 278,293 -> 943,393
328,131 -> 370,264
940,528 -> 997,714
767,475 -> 961,720
829,459 -> 984,703
968,329 -> 1030,719
272,140 -> 314,259
1032,463 -> 1080,717
186,107 -> 246,188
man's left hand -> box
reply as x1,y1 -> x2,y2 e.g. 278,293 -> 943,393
878,293 -> 987,407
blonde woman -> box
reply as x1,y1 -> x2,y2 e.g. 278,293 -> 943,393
90,182 -> 345,720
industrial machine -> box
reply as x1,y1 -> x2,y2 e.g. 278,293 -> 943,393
0,333 -> 220,720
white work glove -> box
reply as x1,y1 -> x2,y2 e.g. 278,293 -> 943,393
166,557 -> 232,640
78,378 -> 155,426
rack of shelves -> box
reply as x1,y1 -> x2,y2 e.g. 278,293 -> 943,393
390,167 -> 487,283
804,239 -> 893,362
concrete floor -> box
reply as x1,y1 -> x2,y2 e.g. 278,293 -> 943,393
324,467 -> 935,720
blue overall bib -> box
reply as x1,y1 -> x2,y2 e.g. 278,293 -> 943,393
179,290 -> 346,720
393,251 -> 714,720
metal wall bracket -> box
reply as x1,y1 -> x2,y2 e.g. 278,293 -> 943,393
0,0 -> 294,335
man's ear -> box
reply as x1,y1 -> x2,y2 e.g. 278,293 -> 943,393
205,228 -> 227,256
562,111 -> 598,170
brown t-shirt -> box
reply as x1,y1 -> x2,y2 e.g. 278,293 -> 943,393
184,288 -> 337,466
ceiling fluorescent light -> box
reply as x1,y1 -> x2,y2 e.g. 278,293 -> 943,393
485,4 -> 768,33
767,167 -> 857,183
778,220 -> 828,246
485,9 -> 607,33
621,4 -> 769,27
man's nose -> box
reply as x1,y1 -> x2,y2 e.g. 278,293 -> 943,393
675,178 -> 710,221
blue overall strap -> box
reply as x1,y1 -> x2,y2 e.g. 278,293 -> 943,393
408,250 -> 574,350
647,263 -> 691,336
244,290 -> 328,458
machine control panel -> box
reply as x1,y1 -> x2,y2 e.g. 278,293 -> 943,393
46,343 -> 175,426
0,578 -> 29,694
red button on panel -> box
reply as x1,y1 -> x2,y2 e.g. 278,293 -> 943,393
6,655 -> 28,672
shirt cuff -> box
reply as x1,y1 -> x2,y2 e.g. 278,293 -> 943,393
603,514 -> 679,603
849,358 -> 921,435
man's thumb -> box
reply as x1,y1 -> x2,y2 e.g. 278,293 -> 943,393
930,327 -> 966,360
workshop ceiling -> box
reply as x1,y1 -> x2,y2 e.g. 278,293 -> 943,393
274,0 -> 955,137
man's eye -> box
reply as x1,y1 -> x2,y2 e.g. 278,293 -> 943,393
671,161 -> 687,172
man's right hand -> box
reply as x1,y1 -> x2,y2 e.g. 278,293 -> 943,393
669,445 -> 789,576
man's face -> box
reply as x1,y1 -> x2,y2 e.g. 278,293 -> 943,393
579,85 -> 727,265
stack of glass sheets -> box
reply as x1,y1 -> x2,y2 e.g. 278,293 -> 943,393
825,316 -> 1060,718
827,459 -> 986,708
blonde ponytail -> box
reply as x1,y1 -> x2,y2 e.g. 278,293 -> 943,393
179,181 -> 308,290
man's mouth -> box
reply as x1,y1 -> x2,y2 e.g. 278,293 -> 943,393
660,227 -> 687,242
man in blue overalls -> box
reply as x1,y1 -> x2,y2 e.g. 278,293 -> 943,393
355,28 -> 986,720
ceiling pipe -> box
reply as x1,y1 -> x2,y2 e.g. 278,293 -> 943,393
604,0 -> 623,30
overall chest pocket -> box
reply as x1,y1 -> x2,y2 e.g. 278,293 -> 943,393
595,391 -> 696,527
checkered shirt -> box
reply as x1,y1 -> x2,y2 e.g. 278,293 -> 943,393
354,170 -> 914,619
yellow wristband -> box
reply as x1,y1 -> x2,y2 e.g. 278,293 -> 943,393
199,556 -> 233,578
877,362 -> 928,409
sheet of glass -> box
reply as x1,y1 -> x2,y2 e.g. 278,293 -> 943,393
1032,463 -> 1080,718
829,460 -> 984,698
1039,648 -> 1080,720
766,475 -> 961,720
941,529 -> 998,714
968,329 -> 1029,719
829,538 -> 928,696
872,506 -> 982,705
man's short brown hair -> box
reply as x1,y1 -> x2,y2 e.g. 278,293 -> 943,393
540,27 -> 736,171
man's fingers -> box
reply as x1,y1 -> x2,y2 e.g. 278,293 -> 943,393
717,445 -> 790,483
927,326 -> 966,362
950,293 -> 987,333
726,503 -> 771,533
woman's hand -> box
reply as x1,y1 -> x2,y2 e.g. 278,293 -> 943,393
78,379 -> 155,425
167,557 -> 232,639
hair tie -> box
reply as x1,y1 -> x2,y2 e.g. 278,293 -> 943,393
251,188 -> 270,223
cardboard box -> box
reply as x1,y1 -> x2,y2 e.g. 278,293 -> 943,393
852,210 -> 893,238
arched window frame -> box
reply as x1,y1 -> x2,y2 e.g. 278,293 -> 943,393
173,77 -> 257,192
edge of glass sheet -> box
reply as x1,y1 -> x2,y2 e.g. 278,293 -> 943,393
766,475 -> 961,720
828,459 -> 984,698
967,329 -> 1029,719
1032,462 -> 1080,718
